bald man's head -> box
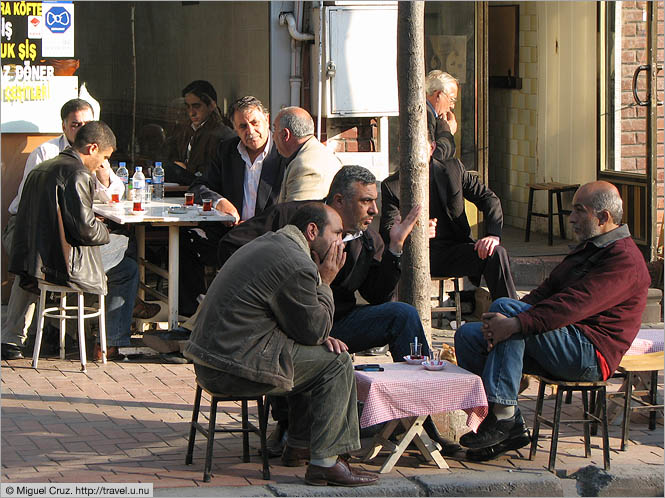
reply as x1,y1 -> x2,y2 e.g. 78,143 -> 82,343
273,107 -> 315,158
570,181 -> 623,241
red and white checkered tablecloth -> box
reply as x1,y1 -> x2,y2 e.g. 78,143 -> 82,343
625,329 -> 664,356
354,362 -> 488,431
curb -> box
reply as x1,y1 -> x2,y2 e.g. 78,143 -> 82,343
154,465 -> 664,497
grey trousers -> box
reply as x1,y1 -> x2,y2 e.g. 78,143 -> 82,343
194,344 -> 360,460
2,215 -> 37,346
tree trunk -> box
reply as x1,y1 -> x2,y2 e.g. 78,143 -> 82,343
397,1 -> 431,341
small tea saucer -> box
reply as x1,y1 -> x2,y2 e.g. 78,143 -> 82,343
422,360 -> 447,371
404,355 -> 429,365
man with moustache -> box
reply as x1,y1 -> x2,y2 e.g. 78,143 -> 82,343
454,181 -> 650,461
180,96 -> 285,316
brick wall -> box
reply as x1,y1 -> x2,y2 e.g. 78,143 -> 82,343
326,118 -> 378,153
488,1 -> 538,230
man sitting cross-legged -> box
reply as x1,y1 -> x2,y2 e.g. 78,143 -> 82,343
454,181 -> 650,461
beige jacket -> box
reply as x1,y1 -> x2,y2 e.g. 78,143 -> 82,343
277,136 -> 343,203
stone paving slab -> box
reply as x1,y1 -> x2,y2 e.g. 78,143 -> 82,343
2,354 -> 663,496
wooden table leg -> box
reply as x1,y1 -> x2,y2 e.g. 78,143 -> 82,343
168,225 -> 180,330
364,416 -> 448,473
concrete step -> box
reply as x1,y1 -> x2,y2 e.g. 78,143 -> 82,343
510,254 -> 565,287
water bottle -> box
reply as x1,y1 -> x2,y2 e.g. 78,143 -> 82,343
116,162 -> 129,200
152,161 -> 165,200
132,166 -> 146,211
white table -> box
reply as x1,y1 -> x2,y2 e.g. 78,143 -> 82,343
93,198 -> 233,329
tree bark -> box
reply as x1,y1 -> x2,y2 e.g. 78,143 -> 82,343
397,1 -> 431,340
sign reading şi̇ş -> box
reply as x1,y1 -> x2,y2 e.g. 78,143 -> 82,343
1,1 -> 78,133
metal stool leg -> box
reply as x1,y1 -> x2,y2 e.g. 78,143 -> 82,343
547,191 -> 554,246
529,380 -> 547,460
241,400 -> 250,462
32,288 -> 48,369
454,278 -> 462,328
525,188 -> 535,242
582,389 -> 591,457
257,396 -> 270,480
77,292 -> 87,372
548,388 -> 564,471
556,190 -> 566,239
599,386 -> 610,470
186,384 -> 203,465
621,371 -> 633,451
203,397 -> 218,482
98,294 -> 107,364
59,292 -> 67,360
649,370 -> 658,430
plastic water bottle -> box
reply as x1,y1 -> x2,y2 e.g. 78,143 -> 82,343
152,161 -> 165,200
116,162 -> 129,200
132,166 -> 146,211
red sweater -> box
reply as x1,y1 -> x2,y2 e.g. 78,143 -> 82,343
517,225 -> 650,376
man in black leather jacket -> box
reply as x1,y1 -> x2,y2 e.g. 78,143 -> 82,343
8,122 -> 139,360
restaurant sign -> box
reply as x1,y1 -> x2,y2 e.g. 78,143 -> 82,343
1,1 -> 78,133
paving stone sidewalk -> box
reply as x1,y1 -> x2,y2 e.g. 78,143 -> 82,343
1,349 -> 663,496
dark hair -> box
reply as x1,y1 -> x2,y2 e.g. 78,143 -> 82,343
73,121 -> 117,151
182,80 -> 217,105
228,95 -> 269,123
325,165 -> 376,203
288,202 -> 330,235
60,98 -> 93,121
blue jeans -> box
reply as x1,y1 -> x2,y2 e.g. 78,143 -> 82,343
105,256 -> 139,347
331,302 -> 431,360
454,298 -> 601,406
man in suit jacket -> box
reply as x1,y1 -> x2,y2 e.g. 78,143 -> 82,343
380,132 -> 517,301
425,70 -> 458,163
180,96 -> 285,316
273,107 -> 343,203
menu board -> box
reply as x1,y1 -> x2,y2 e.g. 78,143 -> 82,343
1,1 -> 78,132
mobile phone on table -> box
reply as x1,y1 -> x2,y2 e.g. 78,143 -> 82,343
354,364 -> 384,372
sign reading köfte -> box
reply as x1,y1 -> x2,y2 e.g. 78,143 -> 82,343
1,1 -> 78,132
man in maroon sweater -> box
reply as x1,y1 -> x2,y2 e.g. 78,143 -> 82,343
454,181 -> 650,460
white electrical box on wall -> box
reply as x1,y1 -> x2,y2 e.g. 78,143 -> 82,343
312,3 -> 398,117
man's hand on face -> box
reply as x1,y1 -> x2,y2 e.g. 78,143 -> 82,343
481,312 -> 520,352
313,240 -> 347,286
428,218 -> 437,239
474,235 -> 500,260
215,198 -> 240,226
324,336 -> 349,354
444,111 -> 457,136
389,204 -> 422,253
96,160 -> 112,187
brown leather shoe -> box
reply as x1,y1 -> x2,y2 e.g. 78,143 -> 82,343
281,445 -> 310,467
305,457 -> 378,487
93,344 -> 121,361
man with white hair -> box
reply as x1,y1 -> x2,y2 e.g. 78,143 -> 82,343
455,181 -> 650,461
273,106 -> 342,203
425,69 -> 458,163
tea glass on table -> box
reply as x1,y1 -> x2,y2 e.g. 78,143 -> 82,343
110,193 -> 120,204
410,342 -> 423,360
202,198 -> 213,212
184,192 -> 194,206
144,185 -> 152,205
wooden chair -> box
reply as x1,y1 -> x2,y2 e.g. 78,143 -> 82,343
185,379 -> 270,482
608,352 -> 664,451
431,277 -> 462,329
525,182 -> 579,245
529,376 -> 610,472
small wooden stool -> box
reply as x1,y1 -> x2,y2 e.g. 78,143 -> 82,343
525,182 -> 579,245
185,380 -> 270,482
431,277 -> 462,329
609,352 -> 664,451
529,376 -> 610,472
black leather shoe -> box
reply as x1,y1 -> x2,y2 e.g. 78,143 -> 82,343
459,409 -> 527,449
1,343 -> 24,360
281,445 -> 310,467
466,427 -> 532,461
305,457 -> 378,487
423,416 -> 463,456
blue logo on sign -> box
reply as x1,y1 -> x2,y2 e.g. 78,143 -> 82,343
45,6 -> 71,33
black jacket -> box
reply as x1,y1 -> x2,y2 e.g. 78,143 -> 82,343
380,157 -> 503,248
189,136 -> 285,219
217,201 -> 401,319
9,148 -> 109,295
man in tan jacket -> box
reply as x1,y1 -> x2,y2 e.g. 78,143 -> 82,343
184,202 -> 377,487
274,107 -> 342,203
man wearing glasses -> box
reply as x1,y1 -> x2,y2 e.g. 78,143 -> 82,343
425,70 -> 459,163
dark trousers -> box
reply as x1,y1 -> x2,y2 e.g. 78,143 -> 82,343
194,345 -> 360,459
430,242 -> 517,300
